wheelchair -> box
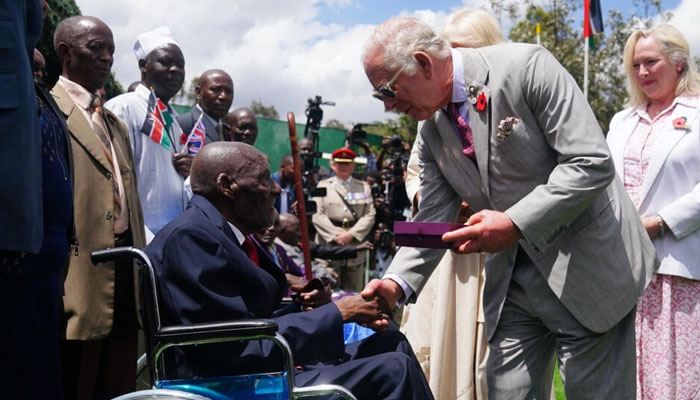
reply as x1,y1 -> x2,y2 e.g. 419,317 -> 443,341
91,247 -> 357,400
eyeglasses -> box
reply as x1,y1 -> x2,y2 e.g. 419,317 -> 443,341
372,64 -> 407,101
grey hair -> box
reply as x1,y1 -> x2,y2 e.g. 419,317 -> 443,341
54,16 -> 103,53
362,17 -> 450,76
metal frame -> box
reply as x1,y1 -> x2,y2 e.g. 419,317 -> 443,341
91,247 -> 356,400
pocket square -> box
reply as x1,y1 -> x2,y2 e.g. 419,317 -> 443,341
497,117 -> 520,142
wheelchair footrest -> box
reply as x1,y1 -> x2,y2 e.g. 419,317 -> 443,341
156,372 -> 290,400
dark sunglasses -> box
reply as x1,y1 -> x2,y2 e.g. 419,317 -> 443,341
371,64 -> 407,101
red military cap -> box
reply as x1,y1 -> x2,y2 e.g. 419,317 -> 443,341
331,148 -> 356,163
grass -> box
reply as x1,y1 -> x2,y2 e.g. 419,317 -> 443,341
554,361 -> 566,399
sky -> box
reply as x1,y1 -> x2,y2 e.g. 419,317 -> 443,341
74,0 -> 695,126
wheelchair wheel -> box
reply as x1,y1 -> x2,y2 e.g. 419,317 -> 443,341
112,389 -> 213,400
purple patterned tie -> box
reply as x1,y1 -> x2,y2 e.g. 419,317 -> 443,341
449,102 -> 476,161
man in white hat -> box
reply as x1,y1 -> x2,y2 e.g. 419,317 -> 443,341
106,26 -> 189,241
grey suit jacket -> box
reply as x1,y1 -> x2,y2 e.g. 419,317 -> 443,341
387,43 -> 658,337
176,106 -> 222,144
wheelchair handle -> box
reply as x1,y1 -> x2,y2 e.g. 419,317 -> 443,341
91,246 -> 138,265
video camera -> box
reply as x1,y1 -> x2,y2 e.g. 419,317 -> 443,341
304,95 -> 335,145
389,134 -> 402,150
300,95 -> 334,215
348,123 -> 379,146
377,228 -> 395,251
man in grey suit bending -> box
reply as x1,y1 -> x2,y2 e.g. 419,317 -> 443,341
361,17 -> 658,399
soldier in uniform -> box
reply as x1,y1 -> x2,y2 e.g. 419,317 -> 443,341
312,148 -> 376,291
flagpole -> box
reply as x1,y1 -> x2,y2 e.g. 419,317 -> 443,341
536,23 -> 541,46
584,36 -> 589,99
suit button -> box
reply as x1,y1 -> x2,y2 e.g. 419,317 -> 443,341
106,172 -> 112,180
105,211 -> 113,220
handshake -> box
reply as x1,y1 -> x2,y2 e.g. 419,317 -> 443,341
290,278 -> 393,332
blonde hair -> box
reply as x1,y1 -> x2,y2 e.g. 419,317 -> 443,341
441,8 -> 505,48
623,24 -> 700,107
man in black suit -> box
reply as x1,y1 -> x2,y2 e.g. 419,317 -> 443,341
177,69 -> 234,143
146,142 -> 433,399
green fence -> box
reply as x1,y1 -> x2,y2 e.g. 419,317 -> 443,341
255,117 -> 383,172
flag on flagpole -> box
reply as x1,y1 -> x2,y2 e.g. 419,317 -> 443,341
141,89 -> 172,149
184,113 -> 206,155
584,0 -> 604,49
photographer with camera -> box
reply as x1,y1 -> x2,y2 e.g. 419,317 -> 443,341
378,136 -> 412,223
347,124 -> 378,172
299,137 -> 330,188
312,148 -> 376,292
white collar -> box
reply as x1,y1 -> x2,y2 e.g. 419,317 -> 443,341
451,48 -> 467,103
57,75 -> 96,111
226,221 -> 246,245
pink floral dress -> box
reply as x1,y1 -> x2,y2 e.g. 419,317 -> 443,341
623,99 -> 700,400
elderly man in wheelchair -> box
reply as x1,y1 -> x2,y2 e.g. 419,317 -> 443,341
104,142 -> 432,400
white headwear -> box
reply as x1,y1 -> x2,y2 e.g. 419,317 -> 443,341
133,26 -> 180,61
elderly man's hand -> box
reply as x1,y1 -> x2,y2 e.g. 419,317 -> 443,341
359,279 -> 402,332
334,294 -> 392,333
333,231 -> 353,246
172,153 -> 194,177
290,278 -> 332,310
442,209 -> 521,254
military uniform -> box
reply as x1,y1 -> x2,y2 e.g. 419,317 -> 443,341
312,176 -> 375,291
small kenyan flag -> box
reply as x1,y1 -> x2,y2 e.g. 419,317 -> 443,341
141,89 -> 173,149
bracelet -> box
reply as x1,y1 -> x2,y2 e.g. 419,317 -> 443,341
655,215 -> 666,237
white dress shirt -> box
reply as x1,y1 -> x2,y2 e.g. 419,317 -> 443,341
105,83 -> 187,240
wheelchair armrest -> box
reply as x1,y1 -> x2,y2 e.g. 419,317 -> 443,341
91,246 -> 137,264
155,319 -> 279,344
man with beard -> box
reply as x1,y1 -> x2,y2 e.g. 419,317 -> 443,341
106,26 -> 189,240
51,16 -> 146,399
177,69 -> 234,144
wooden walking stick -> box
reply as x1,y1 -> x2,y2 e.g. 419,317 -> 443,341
287,112 -> 314,280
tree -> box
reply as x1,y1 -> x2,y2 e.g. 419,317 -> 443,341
366,112 -> 418,145
250,100 -> 280,120
324,119 -> 347,130
506,0 -> 670,133
37,0 -> 82,87
173,76 -> 200,106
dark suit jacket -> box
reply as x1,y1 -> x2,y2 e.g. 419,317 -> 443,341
176,106 -> 222,144
0,0 -> 44,252
146,195 -> 344,377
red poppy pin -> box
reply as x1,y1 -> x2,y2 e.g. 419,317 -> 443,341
476,92 -> 487,112
673,117 -> 691,131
